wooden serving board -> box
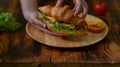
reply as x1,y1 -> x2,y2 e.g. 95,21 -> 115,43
26,14 -> 108,48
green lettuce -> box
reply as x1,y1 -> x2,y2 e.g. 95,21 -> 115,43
49,22 -> 77,34
39,13 -> 46,19
39,13 -> 77,34
0,12 -> 22,31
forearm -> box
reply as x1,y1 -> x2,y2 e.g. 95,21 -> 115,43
20,0 -> 38,13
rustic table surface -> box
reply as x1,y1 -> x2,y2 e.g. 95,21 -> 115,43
0,0 -> 120,65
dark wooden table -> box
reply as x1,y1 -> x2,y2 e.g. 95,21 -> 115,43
0,0 -> 120,66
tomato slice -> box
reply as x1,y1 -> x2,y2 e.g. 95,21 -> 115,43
87,21 -> 105,33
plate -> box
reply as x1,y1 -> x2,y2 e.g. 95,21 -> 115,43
26,14 -> 108,48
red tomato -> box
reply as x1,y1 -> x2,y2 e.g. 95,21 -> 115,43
93,1 -> 108,16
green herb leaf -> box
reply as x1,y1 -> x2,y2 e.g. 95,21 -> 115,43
39,13 -> 46,19
50,22 -> 77,34
0,12 -> 22,31
38,13 -> 77,35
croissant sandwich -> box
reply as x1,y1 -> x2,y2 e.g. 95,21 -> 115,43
38,5 -> 88,36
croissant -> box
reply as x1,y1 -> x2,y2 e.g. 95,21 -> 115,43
38,5 -> 87,29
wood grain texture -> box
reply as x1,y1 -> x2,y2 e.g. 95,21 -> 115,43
0,0 -> 120,64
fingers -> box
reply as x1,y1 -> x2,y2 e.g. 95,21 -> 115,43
31,24 -> 55,35
55,0 -> 64,7
81,1 -> 89,18
27,12 -> 46,28
73,0 -> 77,11
73,0 -> 82,17
30,16 -> 46,28
73,0 -> 88,18
25,11 -> 55,35
82,5 -> 88,18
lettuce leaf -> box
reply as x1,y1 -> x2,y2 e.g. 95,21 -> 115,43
39,13 -> 46,19
38,13 -> 77,34
0,12 -> 22,31
50,22 -> 77,34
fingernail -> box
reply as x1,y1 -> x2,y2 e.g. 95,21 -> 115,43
74,14 -> 77,17
43,24 -> 46,28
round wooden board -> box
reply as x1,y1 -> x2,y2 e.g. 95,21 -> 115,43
26,14 -> 108,48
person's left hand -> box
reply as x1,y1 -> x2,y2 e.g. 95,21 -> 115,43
55,0 -> 64,7
73,0 -> 88,18
55,0 -> 88,18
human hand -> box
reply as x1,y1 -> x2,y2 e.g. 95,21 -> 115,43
55,0 -> 88,18
23,11 -> 55,35
20,0 -> 55,35
73,0 -> 88,18
55,0 -> 64,7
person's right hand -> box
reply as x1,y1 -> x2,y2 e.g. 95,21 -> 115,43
20,0 -> 55,35
23,11 -> 55,35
